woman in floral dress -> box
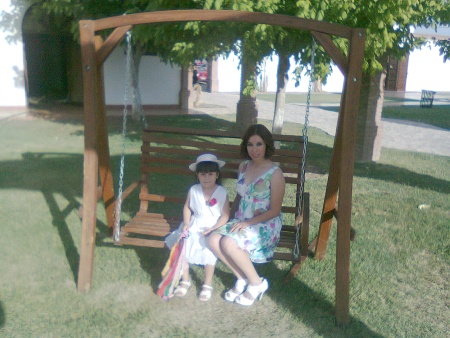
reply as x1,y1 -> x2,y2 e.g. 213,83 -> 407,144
208,124 -> 286,306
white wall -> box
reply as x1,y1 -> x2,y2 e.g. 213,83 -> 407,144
217,52 -> 344,93
406,44 -> 450,92
104,48 -> 181,105
0,1 -> 28,107
218,46 -> 450,94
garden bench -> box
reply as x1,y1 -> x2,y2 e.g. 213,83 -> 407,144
114,125 -> 310,279
420,89 -> 437,108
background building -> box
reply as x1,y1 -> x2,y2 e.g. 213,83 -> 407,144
1,2 -> 448,109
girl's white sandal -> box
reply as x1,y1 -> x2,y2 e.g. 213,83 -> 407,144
199,285 -> 213,301
174,280 -> 191,297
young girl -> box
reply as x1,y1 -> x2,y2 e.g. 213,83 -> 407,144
174,153 -> 230,301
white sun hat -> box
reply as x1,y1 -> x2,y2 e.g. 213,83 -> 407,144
189,153 -> 226,171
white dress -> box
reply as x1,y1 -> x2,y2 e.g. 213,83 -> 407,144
184,184 -> 228,265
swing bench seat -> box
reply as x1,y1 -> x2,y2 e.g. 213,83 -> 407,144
115,125 -> 310,280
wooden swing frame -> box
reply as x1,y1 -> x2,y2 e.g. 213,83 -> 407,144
78,9 -> 365,325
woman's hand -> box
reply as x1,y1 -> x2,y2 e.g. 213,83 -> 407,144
229,221 -> 250,233
201,228 -> 213,236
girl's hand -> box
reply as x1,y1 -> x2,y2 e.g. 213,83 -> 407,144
229,221 -> 250,233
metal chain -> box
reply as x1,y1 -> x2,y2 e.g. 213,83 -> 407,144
113,31 -> 133,242
294,38 -> 316,259
130,49 -> 148,128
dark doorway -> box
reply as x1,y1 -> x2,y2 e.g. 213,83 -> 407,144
22,6 -> 71,103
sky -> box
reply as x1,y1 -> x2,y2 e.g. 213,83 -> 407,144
217,44 -> 449,93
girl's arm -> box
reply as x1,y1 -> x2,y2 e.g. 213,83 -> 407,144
182,190 -> 192,231
202,195 -> 230,235
229,168 -> 285,232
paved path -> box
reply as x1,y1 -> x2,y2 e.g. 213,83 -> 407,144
1,92 -> 449,157
194,92 -> 450,158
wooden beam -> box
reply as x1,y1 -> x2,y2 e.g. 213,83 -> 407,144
311,31 -> 348,75
335,28 -> 366,326
314,85 -> 346,260
92,10 -> 353,39
95,36 -> 116,231
78,20 -> 99,293
96,25 -> 132,65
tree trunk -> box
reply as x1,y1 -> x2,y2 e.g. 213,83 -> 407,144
313,77 -> 323,92
355,67 -> 386,162
236,49 -> 258,132
272,53 -> 290,135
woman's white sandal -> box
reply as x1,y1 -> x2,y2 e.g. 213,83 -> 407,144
174,280 -> 191,297
199,285 -> 213,301
235,278 -> 268,306
224,279 -> 248,302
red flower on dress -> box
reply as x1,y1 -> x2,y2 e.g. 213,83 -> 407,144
207,198 -> 217,207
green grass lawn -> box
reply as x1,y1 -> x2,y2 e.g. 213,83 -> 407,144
257,93 -> 450,130
382,105 -> 450,130
0,113 -> 449,337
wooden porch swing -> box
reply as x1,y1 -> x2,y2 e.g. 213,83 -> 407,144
78,10 -> 365,326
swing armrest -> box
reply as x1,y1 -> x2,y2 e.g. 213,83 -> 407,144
120,180 -> 141,202
78,181 -> 141,220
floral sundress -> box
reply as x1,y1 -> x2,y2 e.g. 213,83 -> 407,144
216,160 -> 282,263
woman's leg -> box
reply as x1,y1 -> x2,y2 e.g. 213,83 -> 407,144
220,236 -> 261,286
207,233 -> 246,280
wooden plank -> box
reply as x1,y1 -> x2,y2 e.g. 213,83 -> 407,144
272,252 -> 301,261
117,236 -> 166,248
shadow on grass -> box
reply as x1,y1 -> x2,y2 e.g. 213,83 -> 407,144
354,161 -> 450,194
0,300 -> 4,328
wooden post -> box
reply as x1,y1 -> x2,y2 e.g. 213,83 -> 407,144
335,28 -> 366,326
314,89 -> 345,260
78,20 -> 100,293
95,35 -> 116,231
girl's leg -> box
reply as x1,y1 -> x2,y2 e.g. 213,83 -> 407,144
208,233 -> 246,280
203,264 -> 215,286
181,260 -> 190,282
199,264 -> 215,301
174,261 -> 191,297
